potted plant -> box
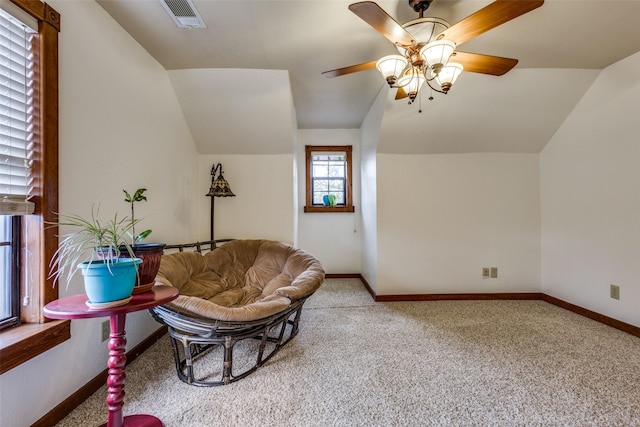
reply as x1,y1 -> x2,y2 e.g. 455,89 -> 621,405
49,206 -> 142,307
123,188 -> 166,293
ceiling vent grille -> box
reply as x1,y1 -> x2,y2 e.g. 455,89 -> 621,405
159,0 -> 206,28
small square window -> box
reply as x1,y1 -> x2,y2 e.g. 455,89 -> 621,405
304,145 -> 354,213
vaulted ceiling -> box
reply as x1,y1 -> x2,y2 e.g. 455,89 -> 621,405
97,0 -> 640,154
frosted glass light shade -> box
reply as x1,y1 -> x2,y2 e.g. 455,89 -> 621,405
397,69 -> 426,100
376,55 -> 408,86
435,62 -> 463,92
420,40 -> 456,68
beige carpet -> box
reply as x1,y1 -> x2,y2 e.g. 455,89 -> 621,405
56,278 -> 640,426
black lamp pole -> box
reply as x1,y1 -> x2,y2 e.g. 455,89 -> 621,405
210,195 -> 215,242
208,163 -> 220,242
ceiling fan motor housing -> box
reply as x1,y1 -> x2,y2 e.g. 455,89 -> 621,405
409,0 -> 434,13
396,17 -> 450,55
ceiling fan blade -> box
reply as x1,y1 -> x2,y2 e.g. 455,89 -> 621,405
349,1 -> 417,48
437,0 -> 544,46
451,51 -> 518,76
395,87 -> 408,100
322,60 -> 377,78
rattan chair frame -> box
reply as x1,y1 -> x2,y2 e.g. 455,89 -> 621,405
149,295 -> 310,386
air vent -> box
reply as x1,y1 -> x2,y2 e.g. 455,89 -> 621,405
159,0 -> 206,28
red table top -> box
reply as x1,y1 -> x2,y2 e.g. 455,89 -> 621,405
43,285 -> 179,320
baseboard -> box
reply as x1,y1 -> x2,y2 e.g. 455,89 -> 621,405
375,292 -> 544,302
541,294 -> 640,338
32,326 -> 168,427
339,273 -> 639,339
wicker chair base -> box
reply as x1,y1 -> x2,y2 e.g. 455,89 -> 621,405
150,295 -> 310,386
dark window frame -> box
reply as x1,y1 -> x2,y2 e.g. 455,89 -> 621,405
304,145 -> 355,213
0,0 -> 68,375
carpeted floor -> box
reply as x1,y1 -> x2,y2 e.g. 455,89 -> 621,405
56,278 -> 640,426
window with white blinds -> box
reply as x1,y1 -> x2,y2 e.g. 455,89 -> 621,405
0,8 -> 34,214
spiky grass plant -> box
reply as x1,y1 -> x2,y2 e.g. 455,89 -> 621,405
49,205 -> 139,288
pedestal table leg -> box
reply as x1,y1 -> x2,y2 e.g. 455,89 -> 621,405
100,313 -> 163,427
106,313 -> 127,427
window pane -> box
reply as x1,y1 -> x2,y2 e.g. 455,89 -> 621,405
306,146 -> 351,210
0,215 -> 19,329
328,179 -> 344,191
312,164 -> 328,178
328,162 -> 345,177
311,153 -> 348,205
313,179 -> 328,192
1,216 -> 9,318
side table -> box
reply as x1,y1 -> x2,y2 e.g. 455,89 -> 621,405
43,285 -> 179,427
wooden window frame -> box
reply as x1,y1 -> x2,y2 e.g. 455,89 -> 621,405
0,0 -> 68,375
304,145 -> 355,213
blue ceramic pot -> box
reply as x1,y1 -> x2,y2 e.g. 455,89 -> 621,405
79,258 -> 142,303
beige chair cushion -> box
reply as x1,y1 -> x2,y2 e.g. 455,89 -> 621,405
155,240 -> 324,322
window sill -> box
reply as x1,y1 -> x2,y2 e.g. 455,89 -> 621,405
304,206 -> 355,213
0,320 -> 71,374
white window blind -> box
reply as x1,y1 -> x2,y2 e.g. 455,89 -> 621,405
0,8 -> 34,214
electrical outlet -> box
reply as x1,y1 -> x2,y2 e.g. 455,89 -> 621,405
610,284 -> 620,300
490,267 -> 498,278
101,320 -> 110,342
482,268 -> 490,279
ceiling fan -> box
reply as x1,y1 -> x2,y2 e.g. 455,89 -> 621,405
322,0 -> 544,103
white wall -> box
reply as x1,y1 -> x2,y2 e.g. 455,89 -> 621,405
168,68 -> 296,155
0,2 -> 199,426
540,51 -> 640,327
197,154 -> 295,243
296,129 -> 362,273
359,87 -> 387,292
376,153 -> 541,295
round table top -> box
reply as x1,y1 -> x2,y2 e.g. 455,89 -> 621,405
43,285 -> 179,320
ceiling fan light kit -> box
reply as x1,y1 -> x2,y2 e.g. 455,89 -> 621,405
374,33 -> 465,102
375,55 -> 409,86
397,68 -> 426,102
421,40 -> 455,71
323,0 -> 545,106
435,62 -> 463,93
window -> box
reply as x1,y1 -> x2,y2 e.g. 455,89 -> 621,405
304,145 -> 354,213
1,6 -> 34,331
0,0 -> 66,375
0,217 -> 20,329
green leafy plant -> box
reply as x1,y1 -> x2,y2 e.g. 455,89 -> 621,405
49,205 -> 138,288
123,188 -> 152,244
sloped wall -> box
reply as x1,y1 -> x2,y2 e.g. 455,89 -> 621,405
168,68 -> 296,155
0,2 -> 200,426
540,51 -> 640,327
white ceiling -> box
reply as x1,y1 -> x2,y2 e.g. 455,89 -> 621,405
96,0 -> 640,154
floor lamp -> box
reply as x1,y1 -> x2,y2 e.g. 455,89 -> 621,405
205,163 -> 235,242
